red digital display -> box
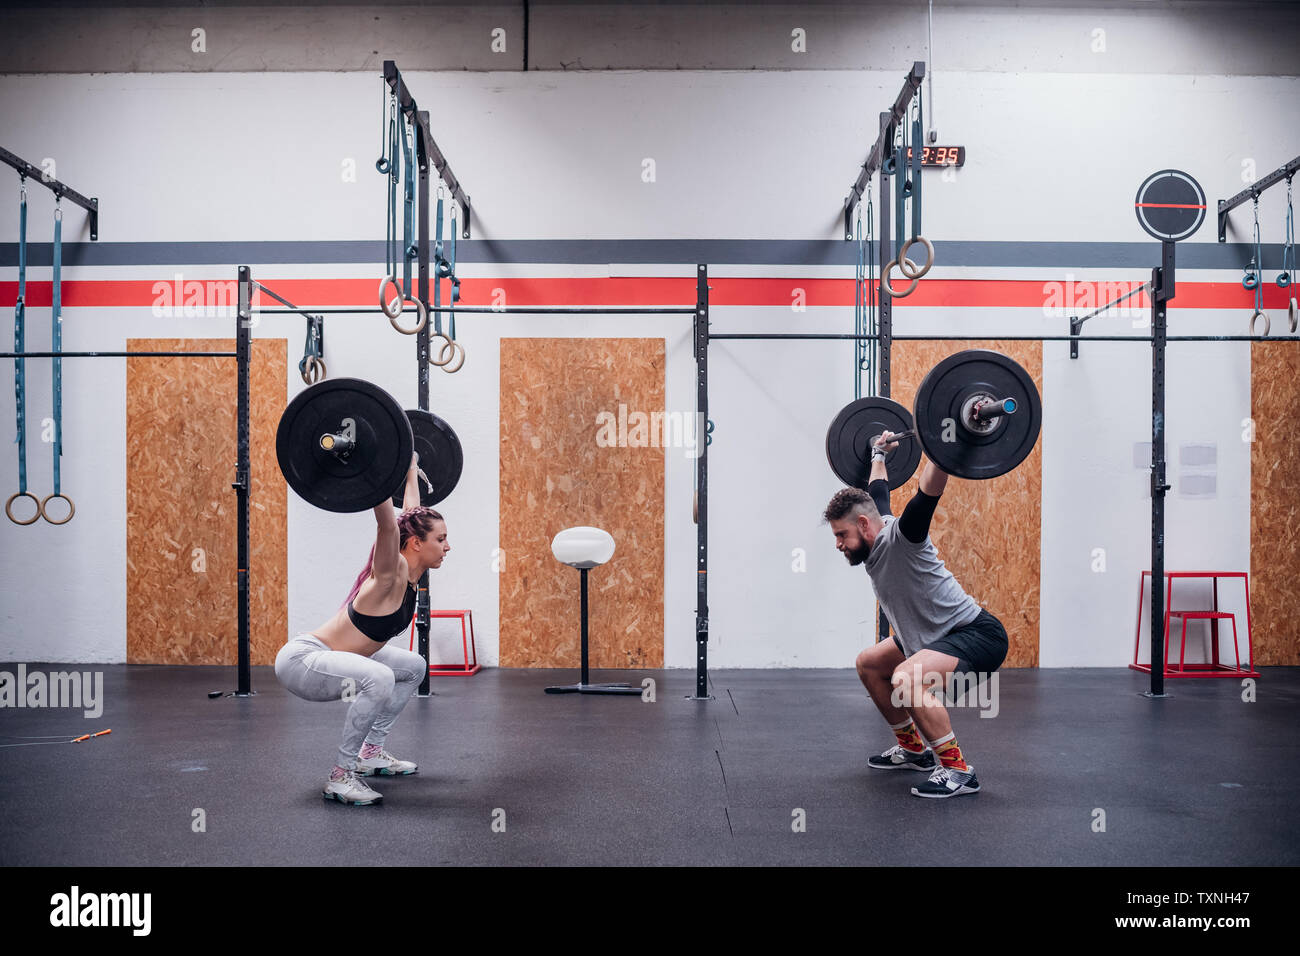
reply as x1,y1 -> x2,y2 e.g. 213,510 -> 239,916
905,146 -> 966,168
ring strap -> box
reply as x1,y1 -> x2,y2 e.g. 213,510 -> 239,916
298,314 -> 325,383
447,207 -> 459,341
910,109 -> 923,240
52,206 -> 62,496
1281,178 -> 1295,284
402,113 -> 415,297
432,196 -> 444,336
13,187 -> 27,495
893,145 -> 906,254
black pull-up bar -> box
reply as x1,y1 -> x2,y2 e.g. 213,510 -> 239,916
1216,154 -> 1299,243
843,61 -> 925,240
1,145 -> 99,241
383,60 -> 472,239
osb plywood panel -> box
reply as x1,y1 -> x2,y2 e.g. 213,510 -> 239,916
887,342 -> 1043,668
126,338 -> 287,665
500,338 -> 665,668
1250,342 -> 1300,665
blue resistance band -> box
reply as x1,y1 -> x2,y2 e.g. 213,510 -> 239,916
402,112 -> 416,297
13,184 -> 27,495
52,205 -> 63,496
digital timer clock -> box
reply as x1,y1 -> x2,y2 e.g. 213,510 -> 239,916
905,146 -> 966,168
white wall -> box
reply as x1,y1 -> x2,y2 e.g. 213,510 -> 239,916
0,65 -> 1295,667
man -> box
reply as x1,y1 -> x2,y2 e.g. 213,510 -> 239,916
824,431 -> 1008,798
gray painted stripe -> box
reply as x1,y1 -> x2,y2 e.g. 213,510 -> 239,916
0,239 -> 1283,270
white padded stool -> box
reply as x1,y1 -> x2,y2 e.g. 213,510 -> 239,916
544,527 -> 641,696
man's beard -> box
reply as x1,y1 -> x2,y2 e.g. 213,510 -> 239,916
842,539 -> 871,566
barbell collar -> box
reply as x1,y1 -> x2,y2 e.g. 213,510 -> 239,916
971,397 -> 1017,422
319,432 -> 355,456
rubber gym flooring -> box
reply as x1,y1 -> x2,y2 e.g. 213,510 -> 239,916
2,665 -> 1296,867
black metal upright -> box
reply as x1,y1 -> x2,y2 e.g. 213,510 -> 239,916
580,568 -> 590,686
414,111 -> 433,697
876,113 -> 894,649
1147,241 -> 1175,697
693,264 -> 712,700
235,267 -> 253,696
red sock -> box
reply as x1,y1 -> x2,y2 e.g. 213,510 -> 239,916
360,743 -> 382,759
932,732 -> 969,771
890,718 -> 926,754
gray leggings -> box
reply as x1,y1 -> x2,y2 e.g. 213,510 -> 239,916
274,634 -> 426,771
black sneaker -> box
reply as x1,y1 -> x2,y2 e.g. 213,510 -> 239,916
868,744 -> 937,771
911,764 -> 980,798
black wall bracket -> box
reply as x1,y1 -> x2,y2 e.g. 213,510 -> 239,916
1,145 -> 99,241
843,62 -> 924,241
383,61 -> 472,239
1216,155 -> 1299,243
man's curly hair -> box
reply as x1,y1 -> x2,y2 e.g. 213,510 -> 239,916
823,487 -> 879,523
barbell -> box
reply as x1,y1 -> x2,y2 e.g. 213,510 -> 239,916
826,349 -> 1042,486
275,377 -> 463,513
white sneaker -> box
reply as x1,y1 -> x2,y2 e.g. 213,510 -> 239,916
323,770 -> 383,805
911,764 -> 981,798
356,748 -> 419,777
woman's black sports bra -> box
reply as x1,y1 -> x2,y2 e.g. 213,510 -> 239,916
347,582 -> 417,642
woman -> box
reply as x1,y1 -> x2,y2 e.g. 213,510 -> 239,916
275,456 -> 450,805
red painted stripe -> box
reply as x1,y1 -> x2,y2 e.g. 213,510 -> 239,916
0,277 -> 1294,310
1134,203 -> 1207,209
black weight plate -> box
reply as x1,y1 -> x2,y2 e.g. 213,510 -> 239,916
826,397 -> 921,491
913,350 -> 1041,480
392,409 -> 464,508
276,377 -> 414,513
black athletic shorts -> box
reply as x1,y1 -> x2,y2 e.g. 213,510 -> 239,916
892,608 -> 1008,677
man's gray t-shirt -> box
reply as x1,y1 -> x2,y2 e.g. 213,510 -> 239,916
864,514 -> 981,657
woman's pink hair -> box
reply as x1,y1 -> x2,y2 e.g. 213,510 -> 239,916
340,507 -> 445,610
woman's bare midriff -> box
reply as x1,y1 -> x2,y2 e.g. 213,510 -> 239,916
308,573 -> 413,657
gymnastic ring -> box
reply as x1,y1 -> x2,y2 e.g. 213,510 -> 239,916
40,493 -> 75,526
1288,297 -> 1298,334
883,259 -> 920,298
5,491 -> 41,526
388,296 -> 428,336
1278,271 -> 1291,289
300,355 -> 327,386
1242,272 -> 1259,291
897,236 -> 934,279
428,331 -> 455,367
439,340 -> 466,374
1250,310 -> 1270,337
378,275 -> 404,319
